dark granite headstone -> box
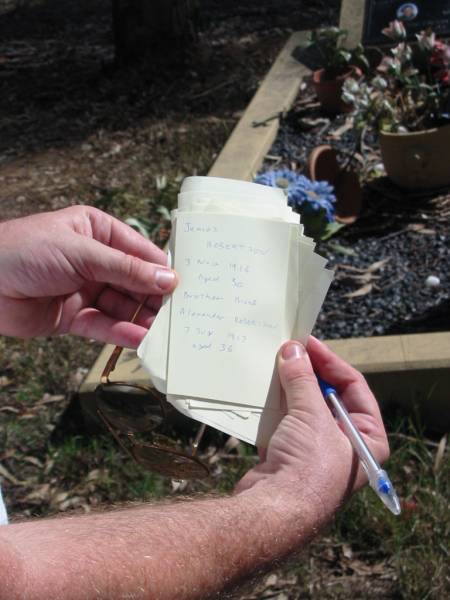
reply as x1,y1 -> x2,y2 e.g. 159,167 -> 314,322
363,0 -> 450,46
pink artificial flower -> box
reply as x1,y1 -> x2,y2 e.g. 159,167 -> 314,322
391,42 -> 412,62
382,20 -> 406,41
377,56 -> 401,75
430,41 -> 450,67
430,40 -> 450,86
435,68 -> 450,86
417,30 -> 436,51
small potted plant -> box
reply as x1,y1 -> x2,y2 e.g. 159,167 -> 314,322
303,27 -> 368,114
343,20 -> 450,189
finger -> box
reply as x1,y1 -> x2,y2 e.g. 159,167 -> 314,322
307,336 -> 383,422
74,237 -> 178,295
258,448 -> 267,462
345,412 -> 390,466
0,296 -> 61,338
277,341 -> 328,421
95,287 -> 157,328
106,288 -> 163,312
308,338 -> 389,474
69,307 -> 153,348
347,411 -> 389,449
86,207 -> 169,266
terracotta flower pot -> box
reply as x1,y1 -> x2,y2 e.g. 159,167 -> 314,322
379,124 -> 450,190
312,66 -> 361,114
308,145 -> 362,224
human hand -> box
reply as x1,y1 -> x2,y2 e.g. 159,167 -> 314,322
0,206 -> 177,347
235,336 -> 389,524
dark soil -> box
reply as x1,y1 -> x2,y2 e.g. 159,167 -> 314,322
262,94 -> 450,340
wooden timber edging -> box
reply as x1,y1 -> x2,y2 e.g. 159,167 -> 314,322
339,0 -> 366,49
80,28 -> 450,430
80,331 -> 450,431
208,31 -> 311,181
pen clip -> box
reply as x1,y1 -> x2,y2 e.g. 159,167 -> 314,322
317,377 -> 337,398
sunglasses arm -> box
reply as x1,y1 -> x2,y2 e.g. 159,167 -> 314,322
100,298 -> 149,385
97,408 -> 136,462
191,423 -> 206,457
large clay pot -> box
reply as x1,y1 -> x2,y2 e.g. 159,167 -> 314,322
312,66 -> 361,114
379,124 -> 450,190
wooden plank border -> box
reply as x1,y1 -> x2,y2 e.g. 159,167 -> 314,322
339,0 -> 366,49
208,31 -> 311,181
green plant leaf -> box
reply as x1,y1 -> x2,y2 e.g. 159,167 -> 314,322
320,221 -> 346,240
156,206 -> 171,220
125,217 -> 150,239
338,50 -> 352,63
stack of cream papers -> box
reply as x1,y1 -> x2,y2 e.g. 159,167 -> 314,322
138,176 -> 333,447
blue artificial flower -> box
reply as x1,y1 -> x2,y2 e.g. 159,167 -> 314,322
254,169 -> 336,223
255,168 -> 303,197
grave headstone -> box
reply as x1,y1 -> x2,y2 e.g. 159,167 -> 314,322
340,0 -> 450,48
363,1 -> 450,46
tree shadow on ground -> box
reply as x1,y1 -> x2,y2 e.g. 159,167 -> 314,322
0,0 -> 339,161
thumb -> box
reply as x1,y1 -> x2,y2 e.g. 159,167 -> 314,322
74,237 -> 178,294
278,341 -> 327,420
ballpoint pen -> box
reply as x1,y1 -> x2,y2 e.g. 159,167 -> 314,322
318,378 -> 401,516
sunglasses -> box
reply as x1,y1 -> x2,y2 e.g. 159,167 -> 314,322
95,298 -> 210,479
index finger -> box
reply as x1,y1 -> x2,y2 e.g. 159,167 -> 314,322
307,336 -> 383,423
86,207 -> 169,266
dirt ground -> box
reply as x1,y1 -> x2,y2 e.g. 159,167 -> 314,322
0,0 -> 339,220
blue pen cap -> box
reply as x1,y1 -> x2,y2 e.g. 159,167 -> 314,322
317,377 -> 337,398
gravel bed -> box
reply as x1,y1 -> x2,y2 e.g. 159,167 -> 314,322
315,215 -> 450,340
262,97 -> 450,340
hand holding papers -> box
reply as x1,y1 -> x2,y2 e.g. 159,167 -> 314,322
138,176 -> 333,447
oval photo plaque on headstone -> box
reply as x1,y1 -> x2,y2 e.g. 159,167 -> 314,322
363,0 -> 450,46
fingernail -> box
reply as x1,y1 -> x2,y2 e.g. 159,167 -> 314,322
155,268 -> 176,290
282,342 -> 305,361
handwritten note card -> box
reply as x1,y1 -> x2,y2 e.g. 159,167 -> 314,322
166,213 -> 292,407
137,175 -> 333,447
